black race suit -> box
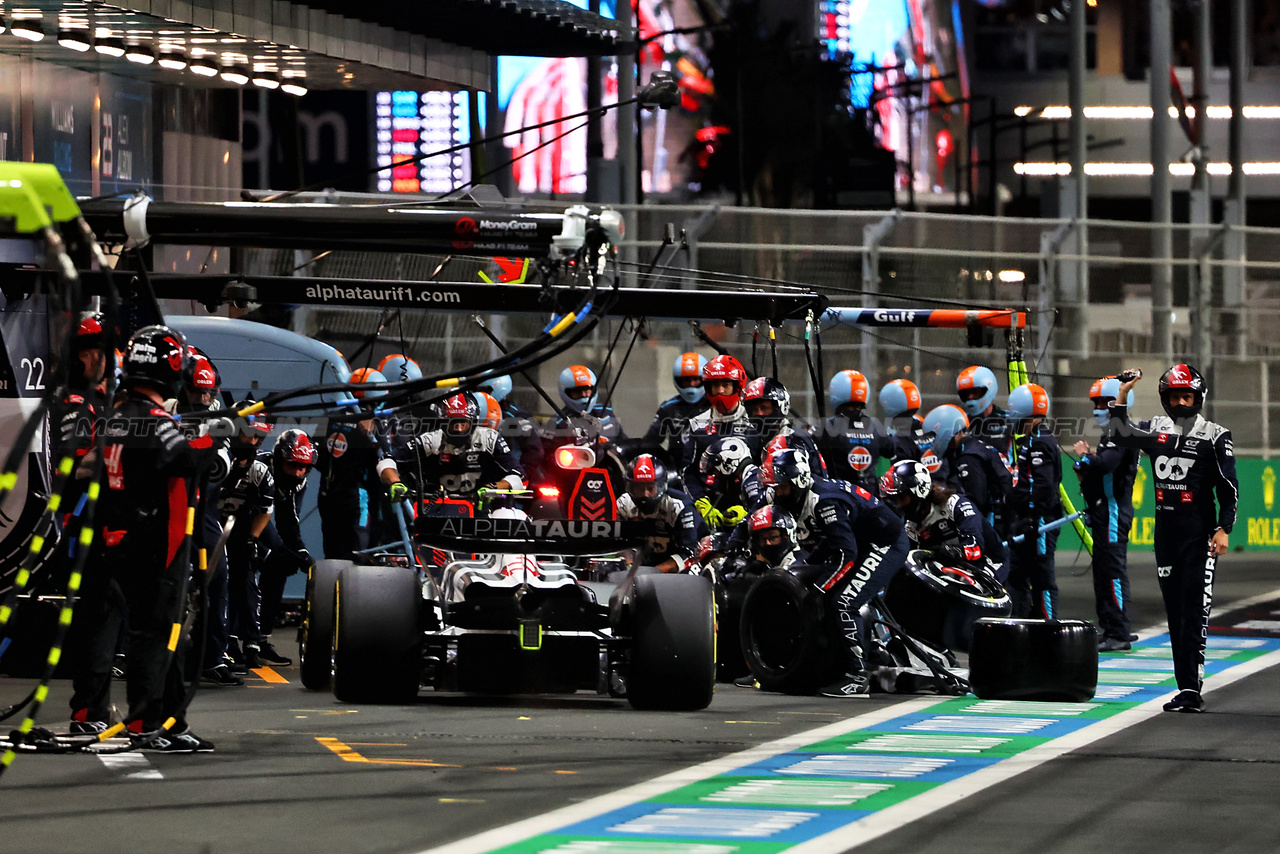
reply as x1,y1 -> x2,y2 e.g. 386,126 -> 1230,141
947,435 -> 1015,537
217,451 -> 275,646
616,489 -> 702,571
909,492 -> 1008,582
793,479 -> 909,676
817,413 -> 894,495
1008,426 -> 1063,619
258,453 -> 312,635
642,394 -> 709,468
97,392 -> 216,731
1074,436 -> 1140,643
1108,405 -> 1238,693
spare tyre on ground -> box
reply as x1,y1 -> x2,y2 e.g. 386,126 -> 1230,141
968,617 -> 1098,702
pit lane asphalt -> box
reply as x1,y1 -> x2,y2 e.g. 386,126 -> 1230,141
1,552 -> 1277,854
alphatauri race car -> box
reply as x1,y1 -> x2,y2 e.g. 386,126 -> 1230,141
301,502 -> 717,711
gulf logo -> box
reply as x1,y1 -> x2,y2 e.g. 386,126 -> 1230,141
848,446 -> 874,471
922,451 -> 942,473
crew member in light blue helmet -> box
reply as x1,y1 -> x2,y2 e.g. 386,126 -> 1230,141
818,370 -> 892,494
956,365 -> 1010,450
1073,377 -> 1140,650
879,378 -> 932,464
1006,383 -> 1062,620
921,403 -> 969,485
550,363 -> 627,446
643,352 -> 710,467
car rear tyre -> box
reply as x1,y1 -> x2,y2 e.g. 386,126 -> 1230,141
627,574 -> 716,711
882,552 -> 1011,652
332,565 -> 422,704
739,569 -> 842,695
968,617 -> 1099,702
300,560 -> 349,690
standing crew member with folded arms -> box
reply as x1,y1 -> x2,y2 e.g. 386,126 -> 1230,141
1108,365 -> 1238,713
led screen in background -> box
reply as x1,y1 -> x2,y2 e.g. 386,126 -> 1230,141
375,90 -> 483,194
819,0 -> 969,197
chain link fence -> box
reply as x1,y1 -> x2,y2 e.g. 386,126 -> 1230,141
221,199 -> 1280,455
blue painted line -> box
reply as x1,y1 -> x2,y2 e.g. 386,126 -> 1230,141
735,752 -> 1000,784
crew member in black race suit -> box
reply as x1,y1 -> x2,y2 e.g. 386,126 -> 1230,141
97,325 -> 221,752
760,448 -> 909,699
1074,376 -> 1141,652
1108,365 -> 1238,713
818,370 -> 894,495
60,313 -> 119,733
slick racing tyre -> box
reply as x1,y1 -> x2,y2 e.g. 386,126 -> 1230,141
300,560 -> 349,690
332,565 -> 423,704
739,569 -> 843,695
968,618 -> 1098,702
883,552 -> 1011,652
626,573 -> 716,710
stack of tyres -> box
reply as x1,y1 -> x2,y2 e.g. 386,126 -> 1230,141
968,618 -> 1098,702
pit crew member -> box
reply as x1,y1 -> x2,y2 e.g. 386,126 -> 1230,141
879,459 -> 1008,582
1109,365 -> 1238,713
95,325 -> 221,751
761,448 -> 909,698
380,392 -> 526,509
256,429 -> 318,665
616,455 -> 701,572
818,370 -> 893,494
1074,376 -> 1141,652
957,365 -> 1010,451
879,378 -> 932,464
642,352 -> 710,467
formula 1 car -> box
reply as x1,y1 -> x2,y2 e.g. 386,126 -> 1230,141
300,502 -> 716,711
736,549 -> 1011,695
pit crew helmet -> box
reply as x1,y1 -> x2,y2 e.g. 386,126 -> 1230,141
1007,383 -> 1050,422
558,365 -> 598,414
229,400 -> 273,455
348,367 -> 388,400
922,404 -> 970,456
121,325 -> 192,400
472,391 -> 503,429
760,448 -> 814,515
743,376 -> 791,434
273,429 -> 318,483
879,378 -> 922,419
879,459 -> 933,522
701,354 -> 748,415
956,365 -> 999,417
763,433 -> 829,477
478,374 -> 513,403
443,393 -> 479,442
377,354 -> 423,383
1090,376 -> 1134,428
673,352 -> 707,404
699,435 -> 754,497
626,454 -> 668,513
749,505 -> 799,565
72,312 -> 107,351
829,370 -> 870,414
1158,364 -> 1206,420
184,348 -> 221,403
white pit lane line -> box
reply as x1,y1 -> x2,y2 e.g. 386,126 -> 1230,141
419,590 -> 1280,854
97,751 -> 163,781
